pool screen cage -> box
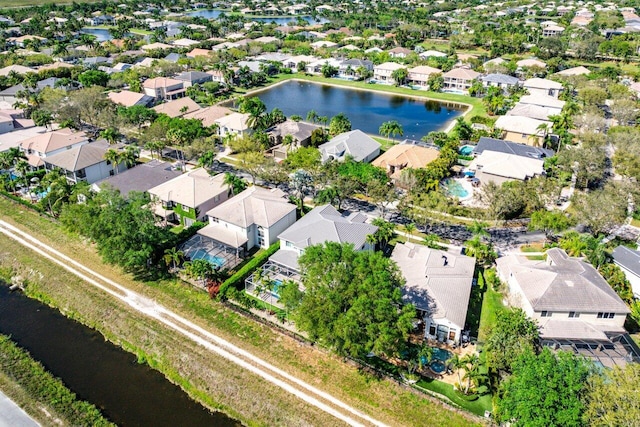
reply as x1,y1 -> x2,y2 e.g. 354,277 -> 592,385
178,234 -> 243,270
540,333 -> 640,368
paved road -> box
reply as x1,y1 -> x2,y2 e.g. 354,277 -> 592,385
0,220 -> 386,427
0,391 -> 40,427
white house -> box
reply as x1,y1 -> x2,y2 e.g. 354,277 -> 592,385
318,130 -> 381,163
197,186 -> 297,254
407,65 -> 441,87
373,62 -> 406,84
392,242 -> 476,345
442,67 -> 481,92
215,112 -> 251,139
612,246 -> 640,299
496,248 -> 634,367
468,150 -> 546,186
523,78 -> 564,98
142,77 -> 185,101
43,139 -> 126,184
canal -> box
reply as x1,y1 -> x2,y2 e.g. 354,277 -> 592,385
0,284 -> 239,427
241,80 -> 465,139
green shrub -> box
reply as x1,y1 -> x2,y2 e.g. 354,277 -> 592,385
218,242 -> 279,298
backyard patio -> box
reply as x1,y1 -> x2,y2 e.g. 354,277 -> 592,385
179,234 -> 243,271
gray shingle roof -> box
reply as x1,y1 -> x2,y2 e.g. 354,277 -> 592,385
496,248 -> 630,313
612,246 -> 640,277
94,160 -> 181,196
480,73 -> 519,85
391,242 -> 475,329
44,139 -> 111,171
278,204 -> 377,250
474,137 -> 554,158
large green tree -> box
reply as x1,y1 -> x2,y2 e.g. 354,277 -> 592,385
483,308 -> 539,374
496,348 -> 592,427
291,243 -> 416,358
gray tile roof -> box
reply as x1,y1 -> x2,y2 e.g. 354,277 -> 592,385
612,246 -> 640,277
44,139 -> 111,171
480,73 -> 520,85
205,186 -> 296,228
391,242 -> 475,329
496,248 -> 630,313
319,129 -> 381,162
94,160 -> 181,196
278,204 -> 377,250
474,136 -> 554,158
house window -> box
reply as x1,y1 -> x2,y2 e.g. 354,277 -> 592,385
541,311 -> 552,317
448,330 -> 456,341
285,241 -> 293,248
429,324 -> 436,336
597,312 -> 615,319
568,311 -> 580,318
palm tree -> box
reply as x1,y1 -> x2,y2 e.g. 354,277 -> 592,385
100,127 -> 121,145
405,223 -> 416,242
163,247 -> 184,271
104,149 -> 121,174
306,109 -> 318,124
449,354 -> 465,390
223,172 -> 247,196
119,146 -> 139,169
282,134 -> 295,153
467,220 -> 489,239
379,120 -> 404,143
198,150 -> 216,169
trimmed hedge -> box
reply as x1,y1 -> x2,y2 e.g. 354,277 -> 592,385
217,242 -> 280,298
0,334 -> 114,426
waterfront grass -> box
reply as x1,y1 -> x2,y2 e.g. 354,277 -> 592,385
0,197 -> 480,426
0,334 -> 114,427
477,277 -> 506,343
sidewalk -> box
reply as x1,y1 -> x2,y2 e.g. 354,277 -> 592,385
0,390 -> 40,427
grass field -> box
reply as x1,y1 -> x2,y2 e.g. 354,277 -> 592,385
1,0 -> 98,7
0,197 -> 480,427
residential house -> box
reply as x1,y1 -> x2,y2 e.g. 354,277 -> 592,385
480,73 -> 520,91
0,126 -> 47,154
43,139 -> 125,184
468,150 -> 546,186
339,59 -> 373,78
87,15 -> 114,26
442,67 -> 481,92
523,78 -> 564,98
246,204 -> 378,298
175,71 -> 213,87
215,112 -> 251,139
496,248 -> 637,367
19,128 -> 89,168
183,105 -> 233,128
494,115 -> 551,146
172,38 -> 200,48
197,186 -> 297,255
516,58 -> 547,70
0,64 -> 35,77
147,169 -> 229,226
419,50 -> 447,59
187,48 -> 212,58
267,120 -> 320,160
310,40 -> 337,49
373,62 -> 406,83
92,159 -> 181,197
555,66 -> 591,77
108,90 -> 154,107
318,130 -> 381,163
407,65 -> 441,87
141,42 -> 173,51
388,46 -> 412,58
372,143 -> 439,181
206,70 -> 227,85
306,58 -> 342,75
542,24 -> 565,37
473,137 -> 554,158
517,93 -> 565,111
612,246 -> 640,298
281,55 -> 318,70
143,77 -> 185,101
392,242 -> 475,345
152,97 -> 201,118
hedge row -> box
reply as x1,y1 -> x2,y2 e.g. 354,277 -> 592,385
218,242 -> 280,298
0,191 -> 48,215
0,334 -> 114,426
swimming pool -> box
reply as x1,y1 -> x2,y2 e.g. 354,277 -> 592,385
191,249 -> 225,267
459,145 -> 474,156
270,279 -> 283,298
442,178 -> 470,199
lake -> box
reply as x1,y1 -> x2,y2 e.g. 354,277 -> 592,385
80,28 -> 115,42
241,80 -> 465,139
186,10 -> 327,25
0,284 -> 239,427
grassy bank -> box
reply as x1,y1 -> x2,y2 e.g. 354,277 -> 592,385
0,197 -> 480,427
0,334 -> 114,427
1,0 -> 98,7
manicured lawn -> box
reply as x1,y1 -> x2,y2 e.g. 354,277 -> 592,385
477,272 -> 506,343
415,378 -> 492,417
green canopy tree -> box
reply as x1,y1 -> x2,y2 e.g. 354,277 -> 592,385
483,308 -> 539,374
328,113 -> 352,136
378,120 -> 404,143
584,360 -> 640,426
293,243 -> 416,358
496,348 -> 592,427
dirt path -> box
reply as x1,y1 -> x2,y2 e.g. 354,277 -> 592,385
0,220 -> 387,427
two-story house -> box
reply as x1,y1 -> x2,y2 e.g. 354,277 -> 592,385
392,242 -> 476,345
196,186 -> 297,257
142,77 -> 185,101
496,248 -> 637,367
20,128 -> 89,169
373,62 -> 406,84
147,169 -> 229,226
442,67 -> 481,92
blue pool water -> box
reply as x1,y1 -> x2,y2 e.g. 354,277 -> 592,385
430,360 -> 447,374
459,145 -> 474,156
191,249 -> 225,267
270,279 -> 283,298
442,179 -> 469,199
